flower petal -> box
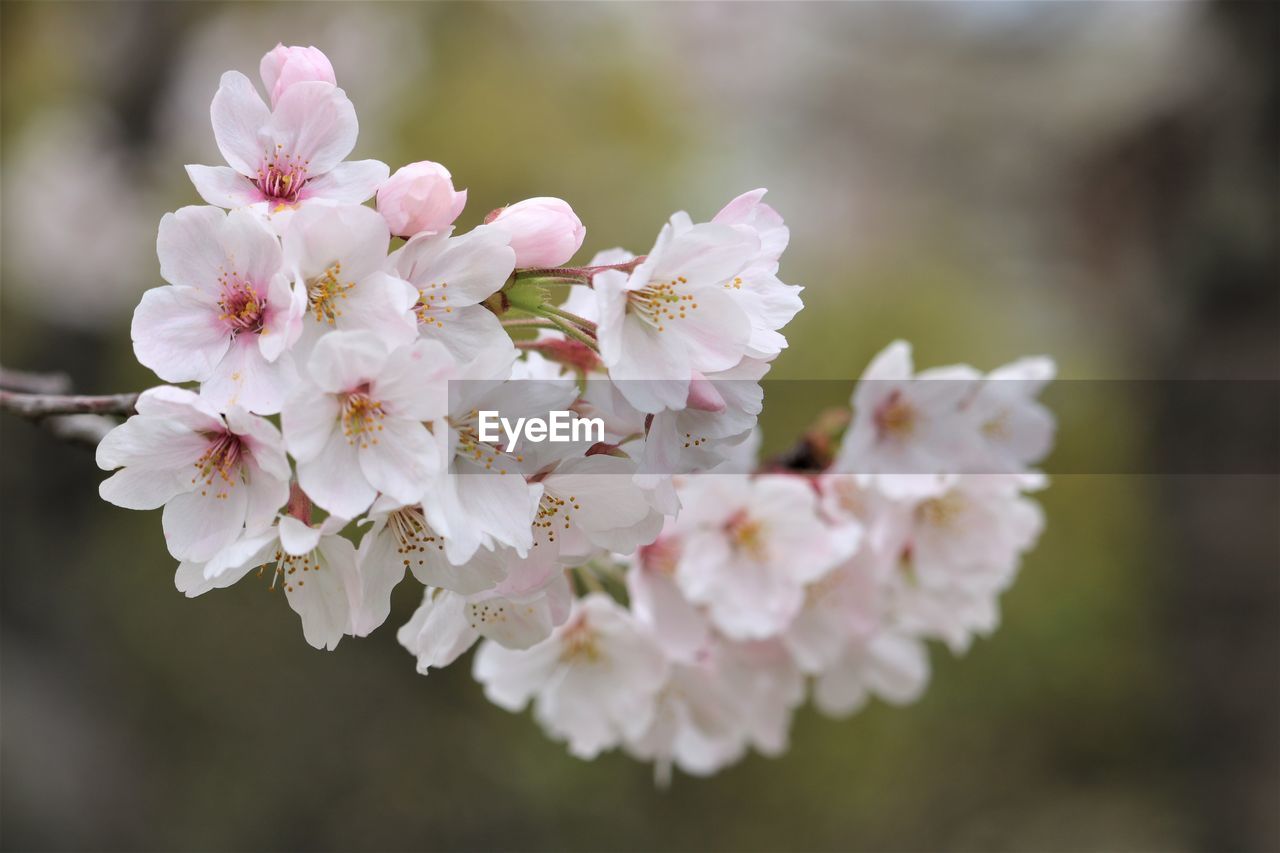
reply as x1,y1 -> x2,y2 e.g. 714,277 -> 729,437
210,70 -> 270,176
131,286 -> 229,382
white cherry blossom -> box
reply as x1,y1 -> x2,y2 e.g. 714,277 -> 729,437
136,205 -> 305,414
474,594 -> 669,759
186,69 -> 387,218
281,331 -> 451,518
97,386 -> 290,562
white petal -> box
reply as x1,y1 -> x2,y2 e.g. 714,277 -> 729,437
161,482 -> 249,562
303,159 -> 389,204
306,330 -> 388,393
268,81 -> 357,175
210,71 -> 270,176
131,287 -> 229,382
297,428 -> 376,518
186,165 -> 263,208
357,418 -> 433,506
283,535 -> 357,650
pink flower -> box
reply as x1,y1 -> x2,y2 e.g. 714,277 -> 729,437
259,44 -> 336,108
186,70 -> 388,215
133,206 -> 305,414
377,161 -> 468,238
485,197 -> 586,268
97,386 -> 291,562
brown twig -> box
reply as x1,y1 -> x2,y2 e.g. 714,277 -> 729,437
0,390 -> 140,418
0,368 -> 139,449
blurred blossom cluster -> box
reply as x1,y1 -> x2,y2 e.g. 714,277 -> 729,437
92,44 -> 1054,782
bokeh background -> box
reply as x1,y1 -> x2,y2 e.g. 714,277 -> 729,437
2,2 -> 1277,851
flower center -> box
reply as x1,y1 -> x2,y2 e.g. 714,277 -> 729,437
532,491 -> 581,548
217,275 -> 266,335
306,261 -> 354,325
386,505 -> 444,569
874,391 -> 917,441
559,615 -> 601,663
192,430 -> 244,498
724,509 -> 767,560
256,149 -> 309,208
264,547 -> 321,594
341,386 -> 386,448
627,276 -> 699,333
451,411 -> 519,473
413,281 -> 451,328
917,491 -> 967,529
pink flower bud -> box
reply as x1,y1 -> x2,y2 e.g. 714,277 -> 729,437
686,372 -> 727,413
376,161 -> 468,238
487,197 -> 586,268
260,44 -> 337,108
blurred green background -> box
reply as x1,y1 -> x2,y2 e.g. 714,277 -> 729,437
1,2 -> 1276,851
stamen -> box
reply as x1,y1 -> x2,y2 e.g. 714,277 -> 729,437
341,385 -> 386,448
217,273 -> 266,336
191,429 -> 245,499
306,261 -> 355,325
626,277 -> 700,333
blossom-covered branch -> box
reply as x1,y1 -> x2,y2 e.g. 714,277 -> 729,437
55,42 -> 1057,784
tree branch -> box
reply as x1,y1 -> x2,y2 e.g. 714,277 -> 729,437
0,368 -> 139,449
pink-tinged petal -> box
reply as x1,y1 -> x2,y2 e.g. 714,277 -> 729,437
225,407 -> 289,480
222,208 -> 284,289
131,286 -> 229,382
281,387 -> 340,462
712,188 -> 789,263
161,481 -> 249,562
157,206 -> 233,293
260,44 -> 336,108
199,337 -> 297,415
419,228 -> 516,307
373,338 -> 453,421
282,203 -> 389,282
297,429 -> 376,518
651,222 -> 758,286
674,285 -> 752,373
388,231 -> 450,282
268,81 -> 357,176
307,330 -> 388,393
303,159 -> 389,205
185,165 -> 264,208
357,419 -> 434,505
133,386 -> 224,433
95,414 -> 207,472
258,274 -> 305,362
283,535 -> 357,650
333,271 -> 419,347
210,70 -> 270,176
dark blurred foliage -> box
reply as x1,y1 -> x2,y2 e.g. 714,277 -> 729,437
1,2 -> 1276,851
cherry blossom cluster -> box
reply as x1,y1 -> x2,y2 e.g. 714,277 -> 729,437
96,44 -> 1055,782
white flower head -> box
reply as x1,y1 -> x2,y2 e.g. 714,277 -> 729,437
98,386 -> 290,562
